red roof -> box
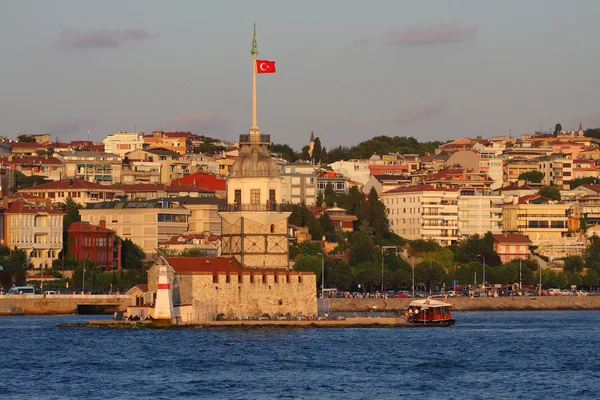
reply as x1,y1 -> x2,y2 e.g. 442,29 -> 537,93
493,234 -> 533,245
67,221 -> 115,234
171,172 -> 226,192
382,184 -> 460,194
161,233 -> 221,245
0,156 -> 64,165
19,180 -> 119,191
5,200 -> 64,215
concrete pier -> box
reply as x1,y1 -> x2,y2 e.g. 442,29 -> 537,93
0,294 -> 132,315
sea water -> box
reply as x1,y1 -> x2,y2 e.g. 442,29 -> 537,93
1,311 -> 599,399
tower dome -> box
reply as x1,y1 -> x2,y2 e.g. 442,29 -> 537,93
229,141 -> 280,178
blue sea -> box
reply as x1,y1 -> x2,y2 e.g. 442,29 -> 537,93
1,311 -> 599,399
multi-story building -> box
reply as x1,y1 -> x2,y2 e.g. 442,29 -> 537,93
0,198 -> 64,269
502,195 -> 568,241
119,184 -> 215,201
102,131 -> 146,158
18,180 -> 124,206
0,155 -> 65,181
176,196 -> 224,235
457,188 -> 503,237
56,151 -> 122,184
124,148 -> 190,183
328,160 -> 371,185
280,163 -> 317,205
317,172 -> 348,195
120,161 -> 161,184
142,131 -> 192,154
171,172 -> 227,199
381,184 -> 460,246
186,153 -> 220,175
505,158 -> 540,182
492,233 -> 533,264
79,198 -> 191,258
66,220 -> 120,270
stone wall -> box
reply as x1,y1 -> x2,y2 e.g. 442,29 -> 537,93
0,294 -> 132,315
190,271 -> 317,318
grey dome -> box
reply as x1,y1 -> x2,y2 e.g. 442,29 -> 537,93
229,144 -> 280,178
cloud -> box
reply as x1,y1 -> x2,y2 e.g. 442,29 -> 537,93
55,29 -> 156,50
394,100 -> 446,125
166,112 -> 227,134
354,37 -> 372,47
384,23 -> 477,46
45,118 -> 93,135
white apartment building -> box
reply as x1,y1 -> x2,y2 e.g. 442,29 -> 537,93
457,188 -> 503,237
280,163 -> 317,205
103,131 -> 147,159
328,160 -> 371,185
381,185 -> 459,246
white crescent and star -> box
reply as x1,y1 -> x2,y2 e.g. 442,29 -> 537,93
259,62 -> 267,71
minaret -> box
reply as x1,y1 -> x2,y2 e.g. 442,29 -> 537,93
578,121 -> 584,137
308,130 -> 315,159
219,25 -> 291,269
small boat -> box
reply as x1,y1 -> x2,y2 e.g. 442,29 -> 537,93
406,298 -> 455,326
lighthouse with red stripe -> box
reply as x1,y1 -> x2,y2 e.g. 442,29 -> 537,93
153,265 -> 175,325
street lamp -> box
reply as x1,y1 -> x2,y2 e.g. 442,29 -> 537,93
317,253 -> 324,299
477,254 -> 486,296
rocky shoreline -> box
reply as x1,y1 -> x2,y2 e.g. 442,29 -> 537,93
330,296 -> 600,312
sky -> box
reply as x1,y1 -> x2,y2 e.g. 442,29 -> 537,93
2,0 -> 600,151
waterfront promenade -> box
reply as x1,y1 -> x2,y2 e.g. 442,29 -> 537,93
330,296 -> 600,312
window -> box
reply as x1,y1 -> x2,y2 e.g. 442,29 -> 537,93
269,190 -> 276,204
251,189 -> 260,205
234,189 -> 241,204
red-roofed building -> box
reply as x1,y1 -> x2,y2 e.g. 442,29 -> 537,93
142,131 -> 193,154
492,233 -> 533,263
171,172 -> 227,199
17,179 -> 124,205
158,233 -> 221,257
67,220 -> 121,270
0,155 -> 65,181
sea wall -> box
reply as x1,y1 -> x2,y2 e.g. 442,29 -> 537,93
0,294 -> 133,315
330,296 -> 600,312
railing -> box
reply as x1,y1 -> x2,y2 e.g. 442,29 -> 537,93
239,134 -> 271,143
219,203 -> 292,212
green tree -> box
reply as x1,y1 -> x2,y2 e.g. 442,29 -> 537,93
325,259 -> 352,289
349,232 -> 374,265
319,213 -> 336,242
360,187 -> 389,237
269,143 -> 298,162
120,238 -> 145,269
563,256 -> 585,273
312,137 -> 322,162
17,134 -> 36,142
553,123 -> 562,137
56,197 -> 82,226
297,242 -> 323,257
538,185 -> 561,201
155,246 -> 178,257
570,177 -> 597,189
179,248 -> 207,257
324,183 -> 336,206
293,255 -> 322,275
414,261 -> 444,292
584,236 -> 600,274
584,269 -> 599,290
13,170 -> 51,191
518,170 -> 544,183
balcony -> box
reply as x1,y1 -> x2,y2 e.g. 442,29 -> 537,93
239,133 -> 271,144
219,203 -> 291,213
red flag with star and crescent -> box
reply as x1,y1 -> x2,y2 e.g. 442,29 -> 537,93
256,60 -> 276,74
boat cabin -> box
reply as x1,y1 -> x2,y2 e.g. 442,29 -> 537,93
407,298 -> 455,326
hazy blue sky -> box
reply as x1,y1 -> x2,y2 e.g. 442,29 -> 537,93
2,0 -> 600,150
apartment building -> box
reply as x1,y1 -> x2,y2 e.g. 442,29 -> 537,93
103,131 -> 146,158
492,233 -> 533,264
0,199 -> 64,269
67,220 -> 120,270
0,155 -> 65,181
80,198 -> 191,258
502,195 -> 569,244
125,148 -> 190,183
381,185 -> 459,246
56,151 -> 122,184
19,180 -> 124,206
457,188 -> 503,237
142,131 -> 191,154
280,163 -> 317,205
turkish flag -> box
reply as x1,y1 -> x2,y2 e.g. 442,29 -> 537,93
256,60 -> 276,74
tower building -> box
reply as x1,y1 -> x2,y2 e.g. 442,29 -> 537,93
308,130 -> 315,159
219,25 -> 291,269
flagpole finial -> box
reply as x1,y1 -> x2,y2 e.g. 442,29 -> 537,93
251,23 -> 258,56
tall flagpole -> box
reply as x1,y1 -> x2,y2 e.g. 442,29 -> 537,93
251,23 -> 259,132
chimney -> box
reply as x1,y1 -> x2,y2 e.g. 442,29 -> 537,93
99,220 -> 106,230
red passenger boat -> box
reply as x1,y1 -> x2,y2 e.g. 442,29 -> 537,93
406,298 -> 455,326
